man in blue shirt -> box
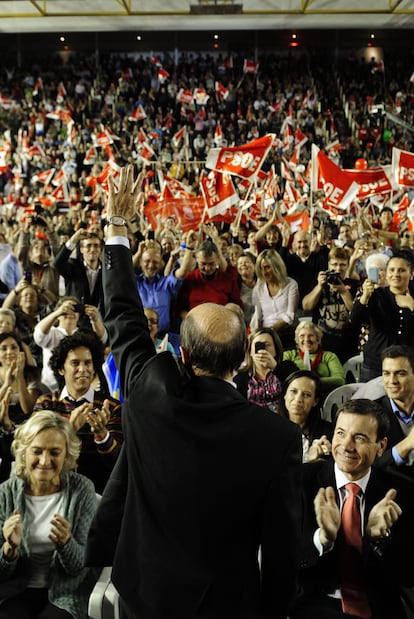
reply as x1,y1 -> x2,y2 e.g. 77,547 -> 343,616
136,240 -> 195,335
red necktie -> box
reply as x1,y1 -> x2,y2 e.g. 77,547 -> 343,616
340,482 -> 371,618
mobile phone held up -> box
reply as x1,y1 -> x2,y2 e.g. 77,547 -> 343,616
255,341 -> 266,353
367,266 -> 379,284
23,270 -> 32,284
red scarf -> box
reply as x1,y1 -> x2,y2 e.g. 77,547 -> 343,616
299,348 -> 324,371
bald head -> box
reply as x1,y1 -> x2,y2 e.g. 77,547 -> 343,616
181,303 -> 246,378
292,230 -> 311,259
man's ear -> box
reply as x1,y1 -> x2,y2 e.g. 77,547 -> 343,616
180,346 -> 189,365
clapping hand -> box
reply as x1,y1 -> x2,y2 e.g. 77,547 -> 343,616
366,488 -> 402,539
49,513 -> 71,548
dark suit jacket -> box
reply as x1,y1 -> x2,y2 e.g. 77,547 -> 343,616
87,243 -> 303,619
375,395 -> 414,479
54,243 -> 103,310
292,458 -> 414,619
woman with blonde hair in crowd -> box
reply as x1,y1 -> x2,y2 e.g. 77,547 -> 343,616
0,410 -> 97,618
251,248 -> 299,349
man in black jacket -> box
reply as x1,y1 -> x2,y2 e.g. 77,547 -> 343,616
87,165 -> 303,619
54,228 -> 103,311
375,344 -> 414,480
291,398 -> 414,619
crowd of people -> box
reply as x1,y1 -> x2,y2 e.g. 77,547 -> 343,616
0,43 -> 413,619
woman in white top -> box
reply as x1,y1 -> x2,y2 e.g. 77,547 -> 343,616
252,248 -> 299,349
0,410 -> 97,619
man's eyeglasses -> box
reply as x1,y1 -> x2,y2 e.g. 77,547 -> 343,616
147,318 -> 159,325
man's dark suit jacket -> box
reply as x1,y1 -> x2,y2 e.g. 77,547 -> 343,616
291,458 -> 414,619
87,243 -> 303,619
375,395 -> 414,479
54,243 -> 103,309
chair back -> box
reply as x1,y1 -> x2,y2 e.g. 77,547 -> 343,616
342,353 -> 363,383
322,383 -> 363,422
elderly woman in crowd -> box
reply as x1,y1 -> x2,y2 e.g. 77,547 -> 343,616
0,410 -> 97,619
251,248 -> 299,349
283,320 -> 345,398
234,327 -> 297,414
279,369 -> 333,462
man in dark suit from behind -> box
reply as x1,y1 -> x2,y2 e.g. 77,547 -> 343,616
291,398 -> 414,619
375,344 -> 414,479
86,166 -> 304,619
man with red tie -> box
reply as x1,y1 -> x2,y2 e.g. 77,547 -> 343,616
291,398 -> 414,619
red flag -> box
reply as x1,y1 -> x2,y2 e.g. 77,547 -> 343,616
193,88 -> 209,106
214,122 -> 224,146
128,105 -> 147,122
139,142 -> 156,163
176,88 -> 194,105
392,147 -> 414,187
52,168 -> 67,187
137,128 -> 148,144
311,145 -> 360,211
83,147 -> 98,165
150,54 -> 162,67
32,77 -> 43,96
243,59 -> 259,74
343,165 -> 393,199
32,168 -> 55,185
281,160 -> 294,182
0,94 -> 14,109
206,134 -> 275,181
283,181 -> 302,208
145,196 -> 205,232
294,127 -> 308,150
281,123 -> 294,152
172,126 -> 187,148
51,183 -> 69,203
223,57 -> 233,70
56,82 -> 67,103
200,170 -> 239,218
27,143 -> 46,159
158,68 -> 169,84
215,82 -> 229,100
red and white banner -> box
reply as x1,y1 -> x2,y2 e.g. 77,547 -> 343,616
215,81 -> 229,100
343,165 -> 393,199
311,145 -> 360,211
200,170 -> 239,218
145,196 -> 205,232
176,88 -> 194,105
139,142 -> 156,164
392,147 -> 414,187
243,59 -> 259,74
158,68 -> 169,84
193,88 -> 210,106
295,127 -> 308,150
206,134 -> 275,181
32,168 -> 55,185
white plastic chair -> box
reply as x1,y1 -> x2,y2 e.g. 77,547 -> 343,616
322,383 -> 363,422
342,353 -> 363,383
88,566 -> 120,619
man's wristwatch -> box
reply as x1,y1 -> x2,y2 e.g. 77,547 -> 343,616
108,216 -> 127,227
